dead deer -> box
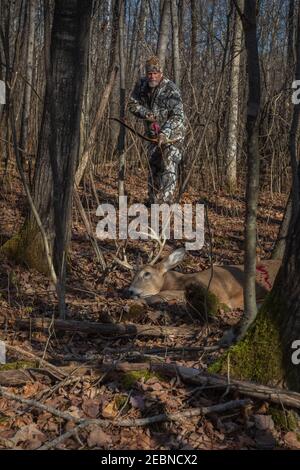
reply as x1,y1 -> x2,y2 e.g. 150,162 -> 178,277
126,248 -> 281,309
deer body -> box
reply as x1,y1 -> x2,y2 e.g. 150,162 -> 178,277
128,248 -> 281,309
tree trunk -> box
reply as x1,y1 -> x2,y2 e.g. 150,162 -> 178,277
190,0 -> 197,86
237,0 -> 261,339
171,0 -> 180,86
156,0 -> 171,70
225,0 -> 243,191
272,0 -> 299,260
19,0 -> 36,154
272,193 -> 292,260
118,0 -> 126,197
2,0 -> 92,287
132,0 -> 149,78
108,0 -> 121,151
287,0 -> 296,70
289,3 -> 300,223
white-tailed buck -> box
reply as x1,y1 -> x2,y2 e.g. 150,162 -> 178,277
126,248 -> 281,316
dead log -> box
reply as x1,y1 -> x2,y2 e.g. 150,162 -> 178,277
12,317 -> 201,338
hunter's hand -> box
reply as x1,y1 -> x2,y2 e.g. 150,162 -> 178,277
145,113 -> 157,122
157,133 -> 167,147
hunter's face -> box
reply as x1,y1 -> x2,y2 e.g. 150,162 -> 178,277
147,71 -> 163,88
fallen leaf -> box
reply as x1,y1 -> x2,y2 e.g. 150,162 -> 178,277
82,399 -> 100,418
102,401 -> 118,419
12,424 -> 46,448
87,426 -> 112,448
283,432 -> 300,449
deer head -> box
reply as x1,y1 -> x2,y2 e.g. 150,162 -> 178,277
127,248 -> 186,299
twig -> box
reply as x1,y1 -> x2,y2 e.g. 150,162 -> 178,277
37,422 -> 91,450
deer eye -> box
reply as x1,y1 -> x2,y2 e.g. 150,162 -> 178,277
143,271 -> 152,279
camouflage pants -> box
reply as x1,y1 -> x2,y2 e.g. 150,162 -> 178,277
147,143 -> 182,204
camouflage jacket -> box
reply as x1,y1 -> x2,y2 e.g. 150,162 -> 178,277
128,77 -> 186,142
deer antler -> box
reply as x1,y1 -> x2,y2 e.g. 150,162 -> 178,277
147,226 -> 167,265
112,243 -> 134,271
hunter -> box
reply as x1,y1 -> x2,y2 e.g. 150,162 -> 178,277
128,56 -> 186,204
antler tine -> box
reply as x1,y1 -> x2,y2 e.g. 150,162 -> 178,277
112,244 -> 134,271
113,255 -> 134,271
147,226 -> 167,265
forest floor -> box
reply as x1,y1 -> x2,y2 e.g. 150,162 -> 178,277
1,165 -> 299,450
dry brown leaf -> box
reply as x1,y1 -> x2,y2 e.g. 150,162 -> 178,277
102,401 -> 118,419
82,398 -> 101,418
12,424 -> 46,449
87,426 -> 112,448
22,382 -> 42,398
283,432 -> 300,449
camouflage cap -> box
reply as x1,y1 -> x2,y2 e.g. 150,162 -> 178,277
145,55 -> 163,73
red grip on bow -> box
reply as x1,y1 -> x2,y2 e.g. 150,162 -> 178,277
150,122 -> 161,135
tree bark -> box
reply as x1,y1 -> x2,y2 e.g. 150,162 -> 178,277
108,0 -> 121,151
289,3 -> 300,223
132,0 -> 149,78
171,0 -> 181,86
238,0 -> 261,339
190,0 -> 197,85
19,0 -> 36,155
156,0 -> 171,70
225,0 -> 244,191
118,0 -> 126,197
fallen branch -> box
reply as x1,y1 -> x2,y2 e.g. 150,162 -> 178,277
153,363 -> 300,409
98,361 -> 300,409
14,317 -> 201,338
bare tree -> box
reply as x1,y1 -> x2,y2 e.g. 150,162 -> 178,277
236,0 -> 261,339
19,0 -> 36,155
118,0 -> 126,196
157,0 -> 171,70
225,0 -> 244,191
289,1 -> 300,223
171,0 -> 181,86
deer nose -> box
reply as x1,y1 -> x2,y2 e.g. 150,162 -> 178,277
126,287 -> 141,299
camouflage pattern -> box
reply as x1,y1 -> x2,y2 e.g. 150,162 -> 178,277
128,77 -> 185,203
147,143 -> 182,204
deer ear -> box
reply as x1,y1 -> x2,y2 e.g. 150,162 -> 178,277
159,248 -> 186,273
